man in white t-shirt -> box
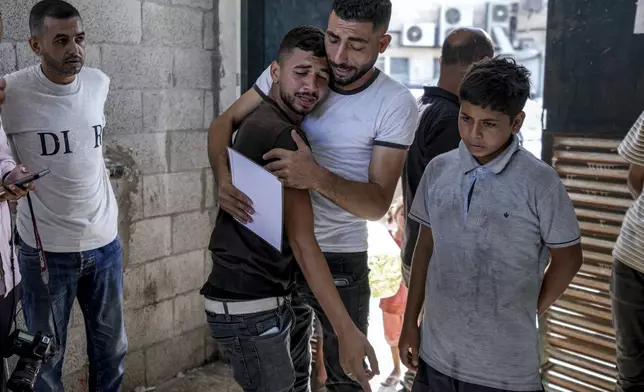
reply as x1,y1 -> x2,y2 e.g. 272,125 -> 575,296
208,1 -> 418,390
0,1 -> 126,391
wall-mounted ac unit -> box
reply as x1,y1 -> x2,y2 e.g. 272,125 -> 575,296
401,23 -> 437,47
438,5 -> 475,46
486,1 -> 519,45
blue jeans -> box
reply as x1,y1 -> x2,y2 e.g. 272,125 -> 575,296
290,252 -> 371,392
206,301 -> 295,392
18,237 -> 128,392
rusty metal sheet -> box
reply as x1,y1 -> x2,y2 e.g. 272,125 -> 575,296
543,134 -> 626,391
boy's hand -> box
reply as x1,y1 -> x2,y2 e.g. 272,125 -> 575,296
338,326 -> 379,391
399,321 -> 420,371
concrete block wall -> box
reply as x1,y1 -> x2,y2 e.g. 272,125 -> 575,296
0,0 -> 241,390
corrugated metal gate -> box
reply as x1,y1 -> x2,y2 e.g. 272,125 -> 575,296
542,134 -> 632,392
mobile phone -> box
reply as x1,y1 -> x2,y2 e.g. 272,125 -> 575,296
6,168 -> 51,188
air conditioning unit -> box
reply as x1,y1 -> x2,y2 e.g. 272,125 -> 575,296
486,1 -> 519,42
438,5 -> 475,46
401,23 -> 437,47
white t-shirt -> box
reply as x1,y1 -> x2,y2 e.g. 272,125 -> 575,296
1,65 -> 118,252
255,67 -> 418,253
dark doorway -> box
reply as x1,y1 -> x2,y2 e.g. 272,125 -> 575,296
240,0 -> 333,92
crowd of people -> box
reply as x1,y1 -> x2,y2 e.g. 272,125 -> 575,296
0,0 -> 643,392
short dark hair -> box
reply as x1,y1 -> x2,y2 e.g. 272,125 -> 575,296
332,0 -> 392,31
29,0 -> 81,37
277,25 -> 326,64
441,31 -> 495,66
459,57 -> 531,120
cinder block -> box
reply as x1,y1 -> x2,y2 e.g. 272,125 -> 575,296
174,48 -> 213,89
174,290 -> 206,335
16,42 -> 101,70
105,90 -> 143,134
62,366 -> 89,392
204,12 -> 215,50
142,3 -> 203,48
123,350 -> 146,392
204,249 -> 211,277
142,90 -> 203,132
169,131 -> 209,172
171,210 -> 213,254
62,325 -> 88,375
143,250 -> 205,303
103,133 -> 169,175
124,264 -> 147,309
204,91 -> 215,128
124,300 -> 175,351
0,43 -> 17,76
0,1 -> 34,41
112,176 -> 144,226
128,216 -> 172,265
142,171 -> 202,217
171,0 -> 213,9
102,45 -> 173,89
204,168 -> 216,209
144,329 -> 206,385
67,0 -> 141,44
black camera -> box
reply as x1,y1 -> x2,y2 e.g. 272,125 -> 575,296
2,329 -> 57,392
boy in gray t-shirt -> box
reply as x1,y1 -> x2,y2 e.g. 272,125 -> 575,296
399,58 -> 583,392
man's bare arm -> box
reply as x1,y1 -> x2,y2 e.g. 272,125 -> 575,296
627,163 -> 644,200
207,88 -> 263,180
537,243 -> 583,316
208,88 -> 263,222
312,146 -> 407,221
285,187 -> 379,390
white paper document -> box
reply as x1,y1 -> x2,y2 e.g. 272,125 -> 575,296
228,147 -> 283,250
636,0 -> 644,34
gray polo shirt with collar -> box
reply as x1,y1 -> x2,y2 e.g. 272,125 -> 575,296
409,135 -> 580,391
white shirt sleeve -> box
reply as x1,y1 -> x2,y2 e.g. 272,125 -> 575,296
253,66 -> 272,97
374,89 -> 418,149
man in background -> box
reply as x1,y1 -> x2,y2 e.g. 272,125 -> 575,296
399,27 -> 494,392
611,109 -> 644,392
0,1 -> 126,390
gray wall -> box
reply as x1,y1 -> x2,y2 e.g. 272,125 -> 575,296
0,0 -> 240,390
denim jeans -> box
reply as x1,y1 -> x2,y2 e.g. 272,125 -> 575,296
611,259 -> 644,392
411,358 -> 544,392
206,301 -> 296,392
18,236 -> 128,392
290,252 -> 371,392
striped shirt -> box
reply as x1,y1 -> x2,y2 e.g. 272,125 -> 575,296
613,110 -> 644,273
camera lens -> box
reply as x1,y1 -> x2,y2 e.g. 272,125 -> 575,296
7,357 -> 41,392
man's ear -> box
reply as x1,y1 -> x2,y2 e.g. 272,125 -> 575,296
269,61 -> 280,84
379,34 -> 392,53
29,38 -> 42,56
511,111 -> 526,134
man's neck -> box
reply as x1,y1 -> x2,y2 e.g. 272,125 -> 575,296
40,64 -> 75,85
268,86 -> 304,125
333,67 -> 376,92
437,67 -> 465,97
